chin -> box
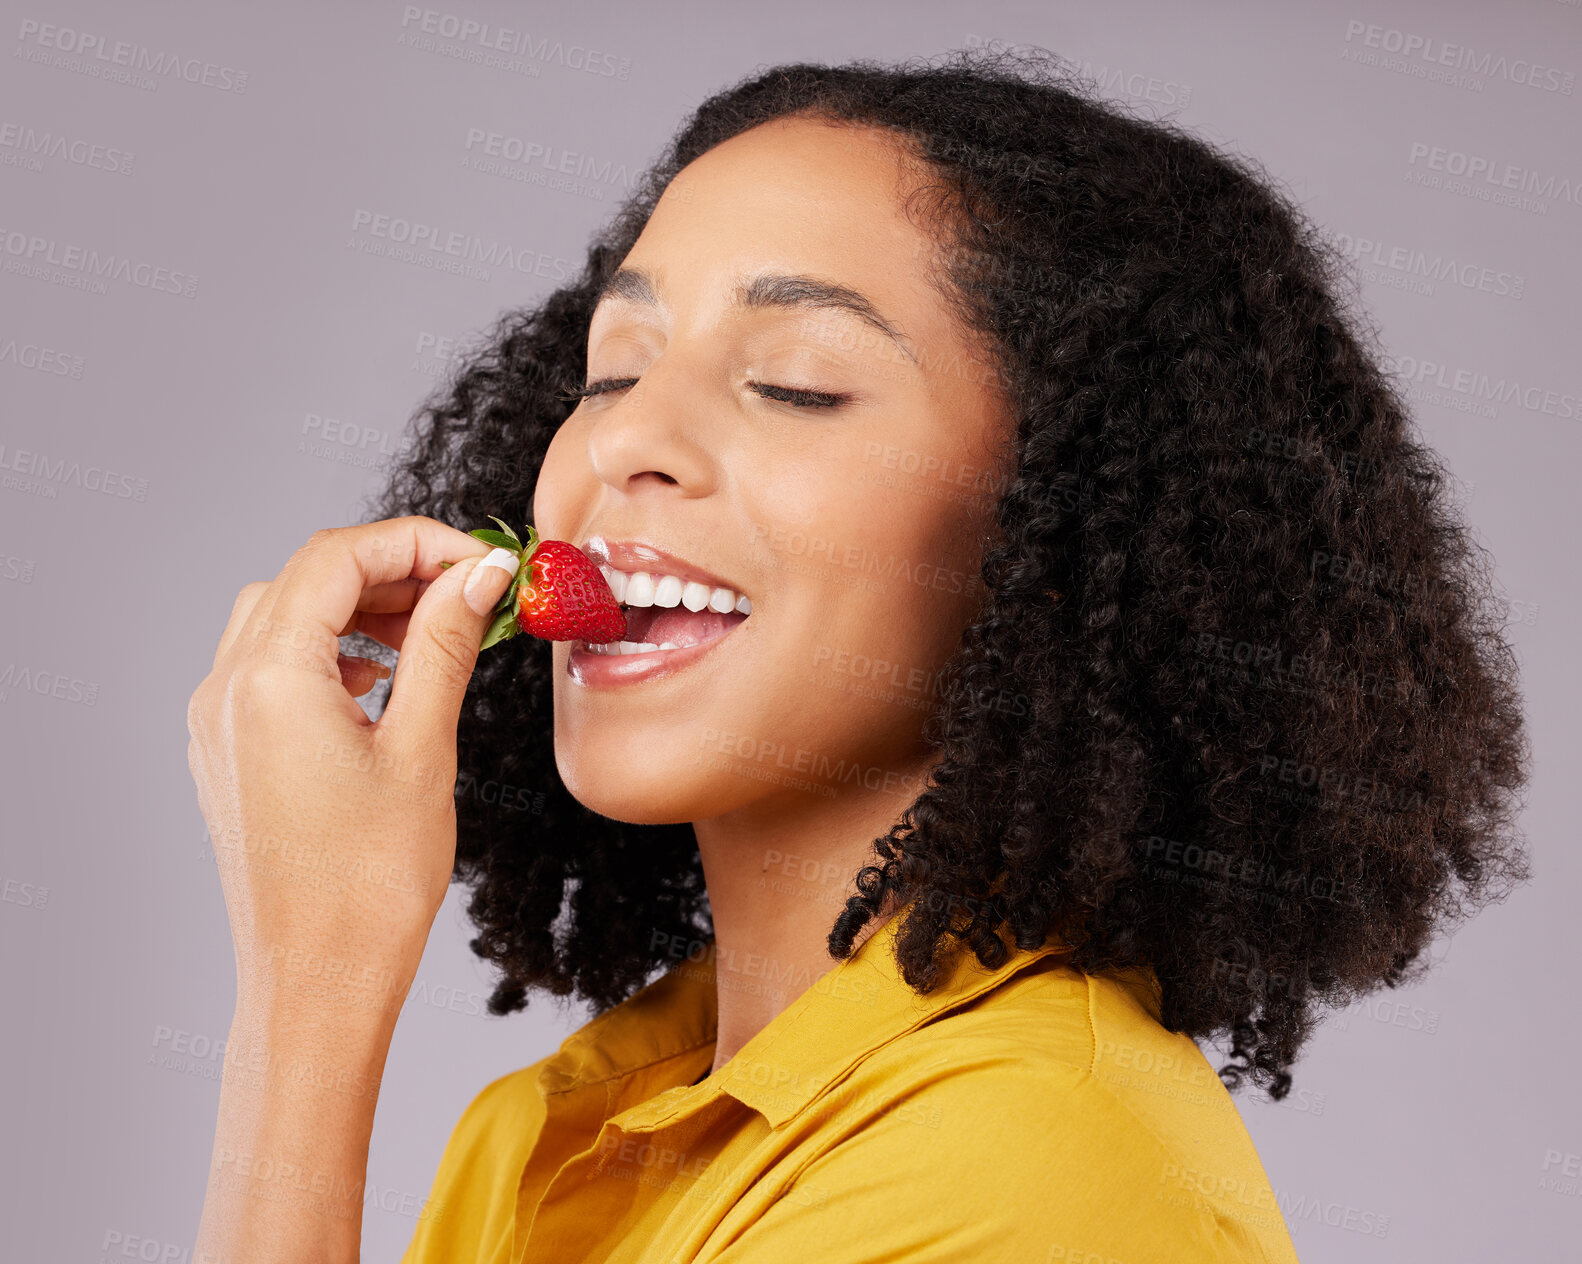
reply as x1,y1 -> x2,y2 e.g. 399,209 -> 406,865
551,739 -> 722,826
548,649 -> 782,825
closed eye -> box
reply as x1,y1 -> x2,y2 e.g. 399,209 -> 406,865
559,376 -> 854,410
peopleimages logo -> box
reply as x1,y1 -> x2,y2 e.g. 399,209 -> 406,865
347,208 -> 576,282
0,226 -> 198,298
0,121 -> 133,175
1381,352 -> 1581,424
13,18 -> 249,93
461,128 -> 641,194
1405,141 -> 1582,209
0,443 -> 149,501
0,338 -> 84,378
1342,20 -> 1575,95
1331,232 -> 1525,300
396,7 -> 630,79
0,662 -> 99,706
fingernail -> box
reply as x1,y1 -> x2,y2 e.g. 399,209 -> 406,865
463,547 -> 519,616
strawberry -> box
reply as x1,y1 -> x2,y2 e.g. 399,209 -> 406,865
443,517 -> 626,649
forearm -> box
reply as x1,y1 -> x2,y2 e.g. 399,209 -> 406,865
193,997 -> 403,1264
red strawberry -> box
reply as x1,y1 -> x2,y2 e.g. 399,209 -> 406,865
513,538 -> 626,643
445,518 -> 626,649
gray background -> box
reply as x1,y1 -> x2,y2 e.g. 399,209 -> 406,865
2,1 -> 1578,1260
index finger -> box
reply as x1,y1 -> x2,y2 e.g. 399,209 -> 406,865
240,516 -> 493,673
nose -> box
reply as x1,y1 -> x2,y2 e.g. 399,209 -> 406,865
584,359 -> 718,500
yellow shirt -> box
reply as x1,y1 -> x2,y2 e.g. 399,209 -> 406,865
401,914 -> 1299,1263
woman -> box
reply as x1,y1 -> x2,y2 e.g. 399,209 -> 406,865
186,48 -> 1530,1263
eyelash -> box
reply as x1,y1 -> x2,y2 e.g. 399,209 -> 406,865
560,376 -> 854,410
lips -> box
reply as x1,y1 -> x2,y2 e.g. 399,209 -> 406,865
567,534 -> 751,681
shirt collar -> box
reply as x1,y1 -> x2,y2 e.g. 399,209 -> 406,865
536,910 -> 1161,1132
714,911 -> 1067,1127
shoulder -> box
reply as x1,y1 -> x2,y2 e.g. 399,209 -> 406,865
900,954 -> 1284,1197
431,1056 -> 551,1165
400,1058 -> 553,1263
458,1056 -> 550,1121
748,964 -> 1294,1263
738,1045 -> 1235,1263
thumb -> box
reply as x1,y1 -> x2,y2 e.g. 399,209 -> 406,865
380,548 -> 517,748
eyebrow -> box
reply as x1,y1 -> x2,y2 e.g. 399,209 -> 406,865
593,266 -> 918,365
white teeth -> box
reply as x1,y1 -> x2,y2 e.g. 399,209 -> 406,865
658,641 -> 678,650
581,640 -> 664,656
652,574 -> 684,608
623,572 -> 655,607
602,567 -> 752,616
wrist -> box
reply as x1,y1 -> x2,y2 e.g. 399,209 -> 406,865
221,997 -> 399,1110
236,937 -> 426,1027
231,980 -> 406,1052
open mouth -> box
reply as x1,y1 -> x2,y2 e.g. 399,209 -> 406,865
577,567 -> 751,657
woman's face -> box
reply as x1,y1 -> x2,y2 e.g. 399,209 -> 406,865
533,114 -> 1014,825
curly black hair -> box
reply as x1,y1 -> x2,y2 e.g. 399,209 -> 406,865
358,46 -> 1531,1099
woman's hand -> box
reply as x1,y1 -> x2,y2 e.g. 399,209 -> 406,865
187,515 -> 514,1014
185,515 -> 515,1262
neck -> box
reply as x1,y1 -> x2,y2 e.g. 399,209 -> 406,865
692,750 -> 934,1075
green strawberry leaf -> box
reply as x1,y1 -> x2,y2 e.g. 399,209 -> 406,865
468,528 -> 521,551
494,567 -> 524,615
505,569 -> 524,607
479,606 -> 519,651
485,516 -> 523,549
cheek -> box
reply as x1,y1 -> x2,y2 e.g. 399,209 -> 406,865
765,446 -> 988,741
840,449 -> 990,617
530,426 -> 579,536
